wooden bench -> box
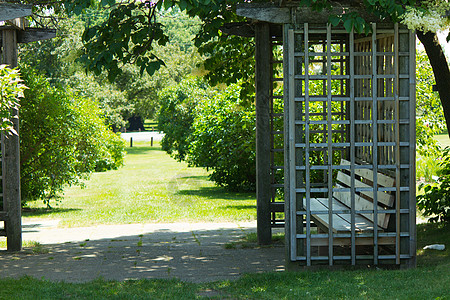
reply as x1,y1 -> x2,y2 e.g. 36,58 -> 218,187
303,159 -> 395,236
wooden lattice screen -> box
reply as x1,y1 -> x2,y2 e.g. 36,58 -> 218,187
284,23 -> 416,267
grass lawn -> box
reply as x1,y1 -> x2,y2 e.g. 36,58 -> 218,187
23,142 -> 256,227
0,222 -> 448,299
435,133 -> 450,148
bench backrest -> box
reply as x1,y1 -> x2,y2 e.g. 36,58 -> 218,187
333,159 -> 395,229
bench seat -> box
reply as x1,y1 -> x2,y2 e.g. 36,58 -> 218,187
303,159 -> 395,234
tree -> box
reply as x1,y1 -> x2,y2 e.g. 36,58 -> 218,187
20,8 -> 203,129
157,77 -> 211,161
19,66 -> 125,206
188,83 -> 257,192
41,0 -> 448,134
157,79 -> 257,192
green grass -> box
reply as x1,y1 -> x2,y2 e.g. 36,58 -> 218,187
23,143 -> 256,227
434,133 -> 450,148
416,133 -> 450,182
143,119 -> 158,131
0,222 -> 448,299
0,240 -> 48,253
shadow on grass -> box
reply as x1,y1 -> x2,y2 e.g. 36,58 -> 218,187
220,205 -> 257,210
416,222 -> 450,267
175,186 -> 255,201
22,207 -> 81,217
125,146 -> 162,155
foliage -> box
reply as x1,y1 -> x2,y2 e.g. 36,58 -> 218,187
157,77 -> 210,161
21,9 -> 202,127
402,0 -> 450,33
417,147 -> 450,223
114,44 -> 202,123
158,7 -> 201,52
416,153 -> 442,182
188,83 -> 256,192
68,72 -> 130,131
77,1 -> 168,81
19,67 -> 125,206
0,65 -> 26,135
415,48 -> 445,155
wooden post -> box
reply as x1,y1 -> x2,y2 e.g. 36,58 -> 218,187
255,22 -> 272,245
151,137 -> 153,147
130,137 -> 133,147
2,28 -> 22,251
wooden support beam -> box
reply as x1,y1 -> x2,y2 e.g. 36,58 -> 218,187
237,4 -> 290,24
236,2 -> 386,24
0,28 -> 57,44
1,28 -> 22,252
220,22 -> 283,40
255,22 -> 272,245
0,3 -> 32,22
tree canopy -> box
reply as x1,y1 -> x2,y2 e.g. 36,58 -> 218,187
21,0 -> 447,131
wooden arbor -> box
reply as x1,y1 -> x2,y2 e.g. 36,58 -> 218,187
0,3 -> 56,251
237,3 -> 416,268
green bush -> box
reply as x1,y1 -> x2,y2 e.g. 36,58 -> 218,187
188,84 -> 256,192
417,147 -> 450,223
157,80 -> 257,192
0,65 -> 26,134
157,78 -> 210,161
19,67 -> 125,206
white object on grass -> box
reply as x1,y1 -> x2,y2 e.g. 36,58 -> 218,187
423,244 -> 445,251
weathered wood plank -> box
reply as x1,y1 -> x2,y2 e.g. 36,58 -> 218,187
334,184 -> 390,229
0,28 -> 57,44
305,197 -> 378,232
0,3 -> 32,22
341,159 -> 395,187
255,22 -> 272,245
337,171 -> 394,207
2,29 -> 22,252
237,3 -> 290,24
236,2 -> 388,24
310,236 -> 395,246
0,211 -> 8,221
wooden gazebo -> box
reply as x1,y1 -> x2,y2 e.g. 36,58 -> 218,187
234,2 -> 416,268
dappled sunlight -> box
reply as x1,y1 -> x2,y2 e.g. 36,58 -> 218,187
0,226 -> 284,283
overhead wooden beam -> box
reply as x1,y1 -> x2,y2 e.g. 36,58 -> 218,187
220,22 -> 283,39
236,2 -> 387,24
237,3 -> 290,24
0,28 -> 56,44
220,22 -> 255,37
0,3 -> 32,22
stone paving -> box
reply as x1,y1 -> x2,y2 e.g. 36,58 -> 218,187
0,220 -> 285,283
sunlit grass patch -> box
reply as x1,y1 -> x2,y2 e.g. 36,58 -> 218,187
23,145 -> 256,227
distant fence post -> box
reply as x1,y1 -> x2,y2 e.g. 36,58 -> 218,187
130,137 -> 133,147
151,137 -> 153,147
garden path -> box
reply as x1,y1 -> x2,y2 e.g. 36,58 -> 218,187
0,220 -> 285,283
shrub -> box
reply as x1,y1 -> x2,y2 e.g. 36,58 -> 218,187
0,65 -> 26,134
188,84 -> 256,192
417,147 -> 450,223
157,78 -> 210,161
19,67 -> 125,206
